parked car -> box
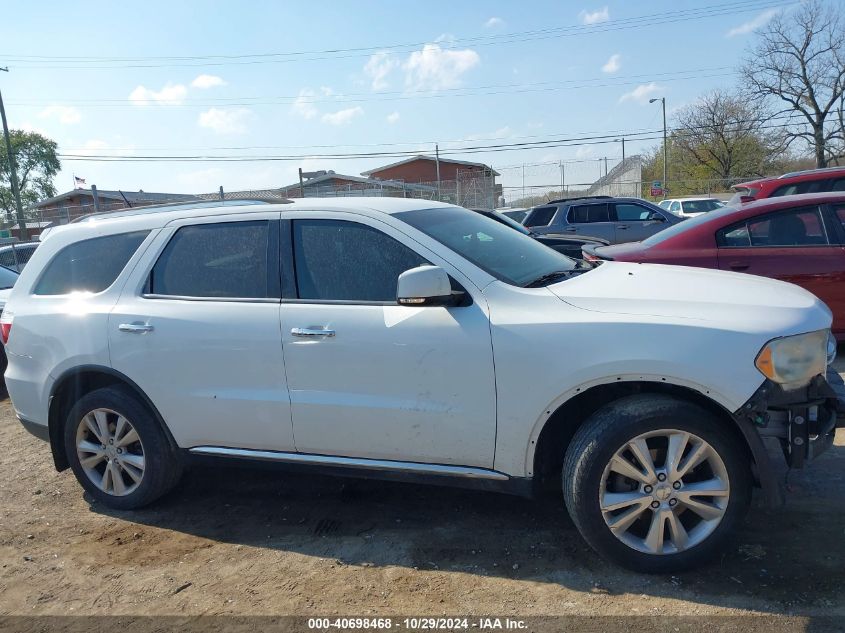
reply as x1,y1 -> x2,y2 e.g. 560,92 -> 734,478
499,207 -> 529,223
658,197 -> 725,218
0,265 -> 20,373
0,242 -> 39,272
5,198 -> 842,573
472,208 -> 609,259
521,196 -> 681,244
583,192 -> 845,340
729,166 -> 845,206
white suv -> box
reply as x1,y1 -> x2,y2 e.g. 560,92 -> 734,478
3,198 -> 842,572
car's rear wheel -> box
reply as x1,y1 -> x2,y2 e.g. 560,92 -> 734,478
64,386 -> 182,510
563,394 -> 751,572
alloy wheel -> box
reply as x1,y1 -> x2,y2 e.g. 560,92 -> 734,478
75,408 -> 145,496
599,429 -> 730,555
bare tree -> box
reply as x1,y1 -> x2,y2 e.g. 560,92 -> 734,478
740,0 -> 845,167
672,90 -> 781,180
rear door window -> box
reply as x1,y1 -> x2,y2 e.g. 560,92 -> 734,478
568,203 -> 610,223
614,203 -> 656,221
524,206 -> 557,227
34,231 -> 149,295
149,221 -> 274,299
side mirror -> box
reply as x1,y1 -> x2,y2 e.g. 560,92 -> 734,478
649,212 -> 666,222
397,265 -> 461,307
739,195 -> 755,204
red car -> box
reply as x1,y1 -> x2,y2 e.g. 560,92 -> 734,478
583,192 -> 845,339
730,166 -> 845,205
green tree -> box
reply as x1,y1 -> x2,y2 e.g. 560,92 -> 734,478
0,130 -> 61,224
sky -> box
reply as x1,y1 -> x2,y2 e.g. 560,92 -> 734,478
0,0 -> 800,201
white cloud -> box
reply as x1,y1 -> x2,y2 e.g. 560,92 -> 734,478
129,83 -> 188,105
580,6 -> 609,24
386,111 -> 400,124
292,88 -> 318,119
619,82 -> 662,104
725,8 -> 779,37
39,105 -> 81,124
191,74 -> 226,89
320,86 -> 334,96
576,146 -> 596,159
484,17 -> 505,28
404,43 -> 480,92
601,53 -> 621,73
364,52 -> 398,91
321,106 -> 364,126
197,107 -> 251,134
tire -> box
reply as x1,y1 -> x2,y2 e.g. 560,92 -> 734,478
63,385 -> 183,510
562,394 -> 751,573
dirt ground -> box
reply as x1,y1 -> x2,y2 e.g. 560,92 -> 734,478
1,368 -> 844,622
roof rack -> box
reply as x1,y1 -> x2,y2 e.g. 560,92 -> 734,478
777,166 -> 845,179
545,195 -> 613,204
69,197 -> 291,224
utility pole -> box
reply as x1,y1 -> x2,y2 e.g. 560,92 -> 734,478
650,96 -> 667,197
0,67 -> 28,240
435,144 -> 441,201
621,137 -> 626,163
522,164 -> 525,201
298,168 -> 305,198
91,184 -> 101,213
559,160 -> 564,195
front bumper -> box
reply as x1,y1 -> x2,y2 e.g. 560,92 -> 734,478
735,370 -> 845,469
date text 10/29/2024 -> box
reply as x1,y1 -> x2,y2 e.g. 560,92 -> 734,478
307,617 -> 528,630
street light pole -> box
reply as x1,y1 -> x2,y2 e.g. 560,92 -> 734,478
650,96 -> 667,198
0,67 -> 27,240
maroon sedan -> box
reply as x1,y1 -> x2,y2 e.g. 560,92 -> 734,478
583,192 -> 845,339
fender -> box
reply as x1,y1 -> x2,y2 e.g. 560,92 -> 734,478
47,364 -> 177,471
521,373 -> 783,506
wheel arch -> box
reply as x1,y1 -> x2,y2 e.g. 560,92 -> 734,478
48,364 -> 177,471
528,378 -> 780,504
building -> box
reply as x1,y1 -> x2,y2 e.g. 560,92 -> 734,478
32,189 -> 202,224
361,155 -> 499,183
279,170 -> 436,199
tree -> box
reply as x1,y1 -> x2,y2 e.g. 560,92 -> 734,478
740,0 -> 845,167
672,90 -> 782,182
0,130 -> 60,224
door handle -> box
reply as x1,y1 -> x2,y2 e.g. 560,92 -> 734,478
728,262 -> 749,271
118,323 -> 154,334
564,227 -> 577,232
617,225 -> 629,229
291,327 -> 336,338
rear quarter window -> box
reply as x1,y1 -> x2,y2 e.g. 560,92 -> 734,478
33,231 -> 149,295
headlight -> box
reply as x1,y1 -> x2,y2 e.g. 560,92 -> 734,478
755,329 -> 830,389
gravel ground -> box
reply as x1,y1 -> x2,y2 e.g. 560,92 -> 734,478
0,370 -> 843,622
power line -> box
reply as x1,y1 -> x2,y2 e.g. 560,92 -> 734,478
2,1 -> 792,70
55,113 -> 808,163
7,67 -> 734,107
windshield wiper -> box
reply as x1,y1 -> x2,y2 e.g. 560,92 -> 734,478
523,270 -> 578,288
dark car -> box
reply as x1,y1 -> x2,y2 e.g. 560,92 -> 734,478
472,208 -> 608,259
0,242 -> 38,272
583,192 -> 845,339
730,166 -> 845,206
521,195 -> 681,244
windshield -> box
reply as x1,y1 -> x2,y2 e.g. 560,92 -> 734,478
682,199 -> 724,213
0,265 -> 19,290
640,205 -> 739,247
396,206 -> 577,286
476,209 -> 532,235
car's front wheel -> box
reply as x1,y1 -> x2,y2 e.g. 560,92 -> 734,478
563,394 -> 751,572
64,386 -> 182,510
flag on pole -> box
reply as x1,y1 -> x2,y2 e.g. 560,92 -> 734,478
74,175 -> 87,188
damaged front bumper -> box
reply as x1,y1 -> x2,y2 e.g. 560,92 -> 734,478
735,370 -> 845,470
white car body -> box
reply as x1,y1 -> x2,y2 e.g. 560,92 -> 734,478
2,198 -> 831,479
5,198 -> 844,571
659,197 -> 725,218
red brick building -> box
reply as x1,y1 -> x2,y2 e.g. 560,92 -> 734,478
361,155 -> 499,183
